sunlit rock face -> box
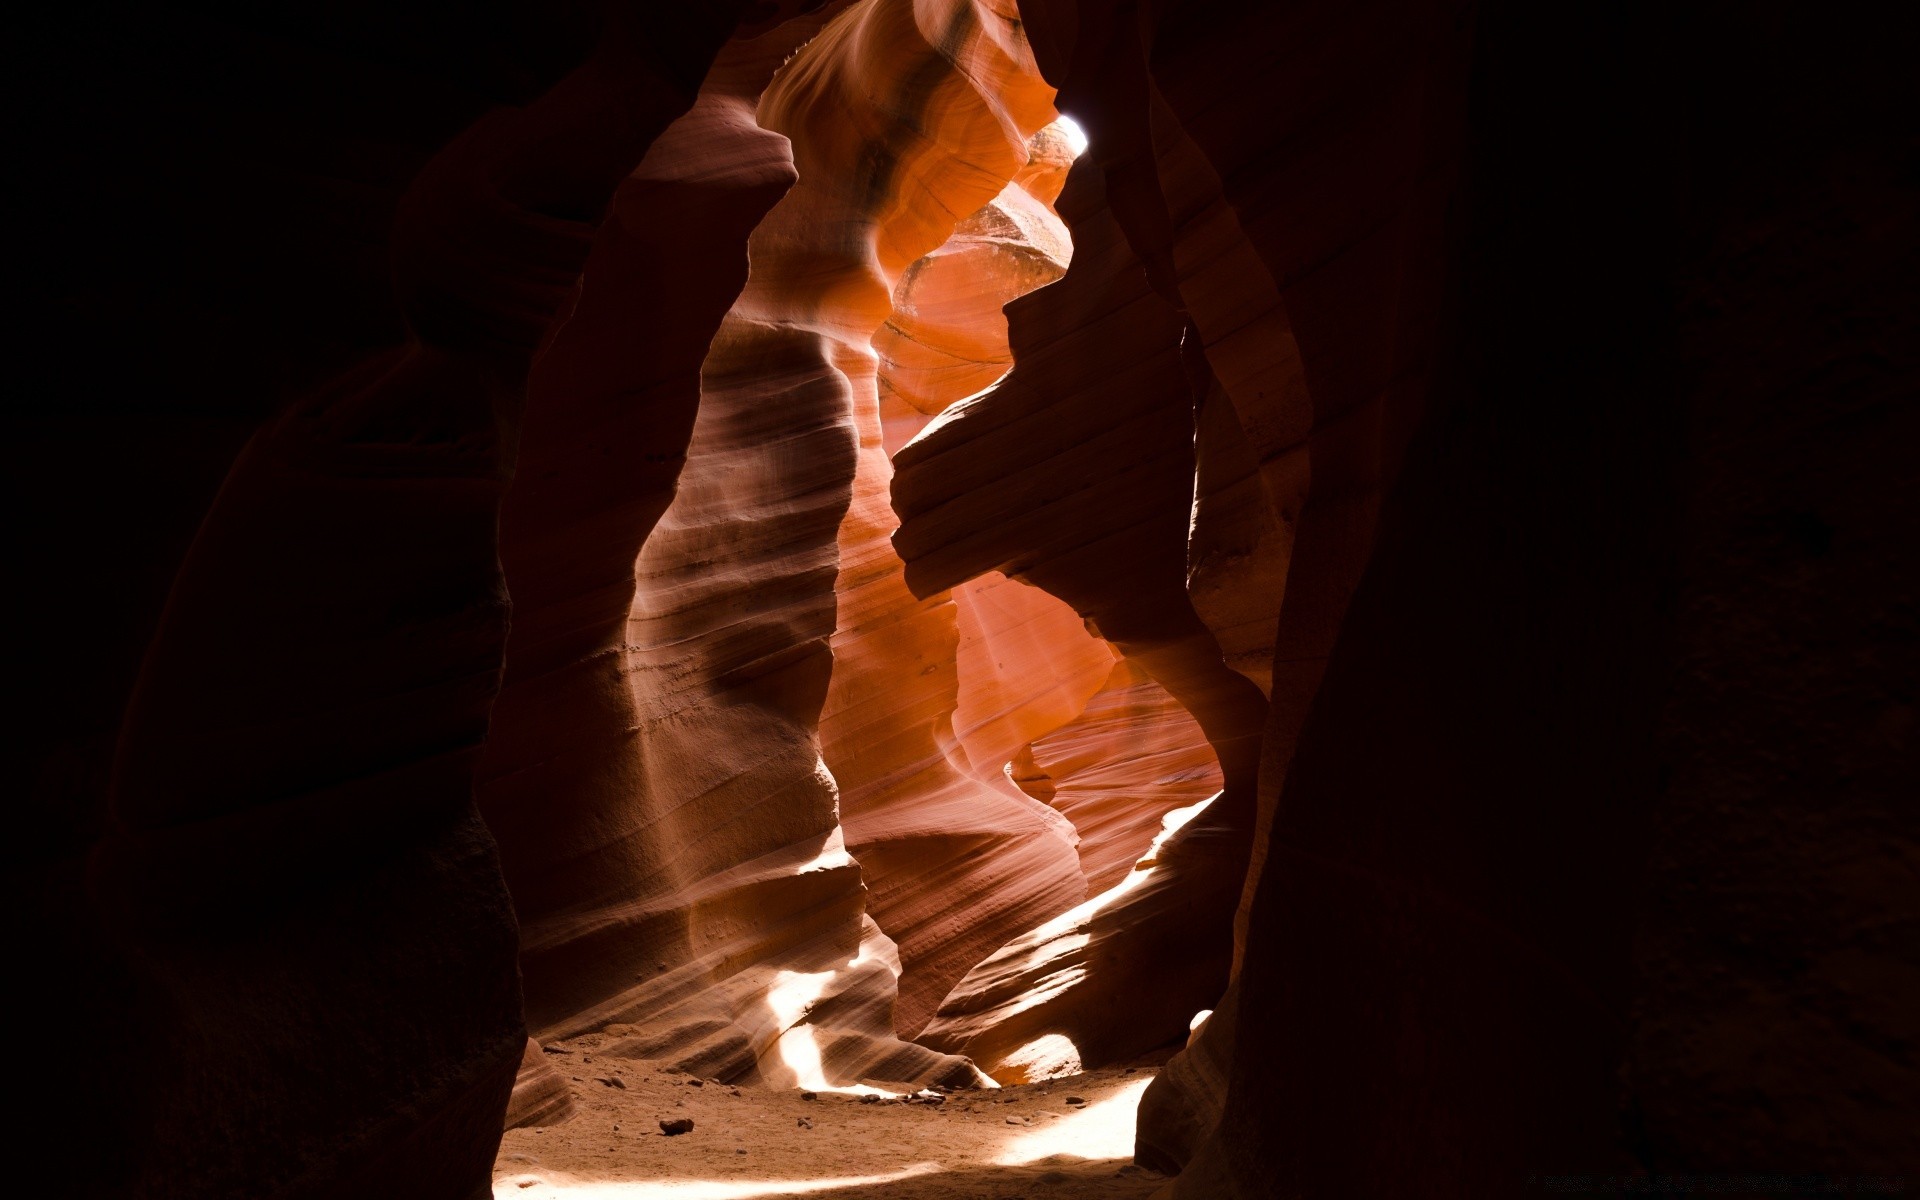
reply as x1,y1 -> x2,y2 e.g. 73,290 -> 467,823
481,0 -> 1082,1089
892,152 -> 1267,1079
872,175 -> 1074,421
1016,660 -> 1224,894
475,18 -> 815,1069
821,128 -> 1096,1039
949,570 -> 1118,788
505,1039 -> 576,1130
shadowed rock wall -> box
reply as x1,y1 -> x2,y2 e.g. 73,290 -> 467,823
1004,0 -> 1918,1192
25,3 -> 757,1194
16,0 -> 1912,1191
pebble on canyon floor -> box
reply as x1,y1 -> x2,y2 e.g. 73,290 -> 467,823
597,1077 -> 625,1089
659,1118 -> 695,1136
800,1091 -> 818,1101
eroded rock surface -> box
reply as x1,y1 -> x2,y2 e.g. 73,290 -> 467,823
483,0 -> 1081,1087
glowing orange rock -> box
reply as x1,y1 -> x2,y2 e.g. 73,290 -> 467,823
1019,660 -> 1224,894
824,127 -> 1093,1038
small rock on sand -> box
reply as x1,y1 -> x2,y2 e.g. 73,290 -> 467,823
659,1118 -> 694,1136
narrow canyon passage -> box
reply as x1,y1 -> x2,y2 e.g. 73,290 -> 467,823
22,0 -> 1913,1196
486,0 -> 1252,1134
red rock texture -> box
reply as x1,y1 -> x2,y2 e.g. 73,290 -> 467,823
505,1039 -> 578,1130
21,0 -> 1914,1192
893,152 -> 1267,1078
474,11 -> 831,1078
948,571 -> 1118,788
1017,660 -> 1224,895
1016,0 -> 1920,1192
822,131 -> 1099,1039
480,0 -> 1090,1087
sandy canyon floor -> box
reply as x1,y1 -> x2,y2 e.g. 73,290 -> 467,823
493,1046 -> 1170,1200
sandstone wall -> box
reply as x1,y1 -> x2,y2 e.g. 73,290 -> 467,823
73,6 -> 753,1193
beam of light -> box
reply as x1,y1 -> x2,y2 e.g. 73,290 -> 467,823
494,1162 -> 946,1199
990,1077 -> 1152,1165
998,1032 -> 1083,1082
765,940 -> 904,1097
1053,114 -> 1091,157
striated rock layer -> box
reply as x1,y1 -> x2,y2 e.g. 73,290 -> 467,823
993,0 -> 1478,1178
822,132 -> 1096,1039
948,570 -> 1118,789
474,12 -> 851,1084
1016,660 -> 1224,895
505,1039 -> 577,1130
483,0 -> 1080,1089
896,154 -> 1268,1078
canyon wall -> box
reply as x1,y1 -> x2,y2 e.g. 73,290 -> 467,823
821,159 -> 1094,1038
53,5 -> 756,1194
19,0 -> 1914,1193
480,0 -> 1104,1087
894,154 -> 1269,1080
1009,0 -> 1919,1191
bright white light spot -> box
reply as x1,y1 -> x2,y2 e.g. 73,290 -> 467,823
999,1032 -> 1083,1082
494,1162 -> 945,1199
1054,114 -> 1090,157
992,1077 -> 1152,1165
766,967 -> 835,1031
1136,793 -> 1216,868
765,946 -> 905,1098
1189,1008 -> 1213,1032
794,821 -> 854,874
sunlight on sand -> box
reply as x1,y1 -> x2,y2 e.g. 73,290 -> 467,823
990,1076 -> 1152,1165
494,1161 -> 945,1199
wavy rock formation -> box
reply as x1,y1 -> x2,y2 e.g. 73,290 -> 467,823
26,0 -> 1914,1193
479,0 -> 1072,1088
895,154 -> 1269,1078
996,0 -> 1477,1177
822,128 -> 1098,1038
1016,660 -> 1223,894
505,1039 -> 577,1130
473,14 -> 830,1080
872,170 -> 1075,422
948,571 -> 1118,787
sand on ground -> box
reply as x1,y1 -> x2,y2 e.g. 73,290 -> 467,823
493,1040 -> 1170,1200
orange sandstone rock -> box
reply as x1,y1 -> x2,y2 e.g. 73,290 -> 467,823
893,155 -> 1268,1077
823,126 -> 1097,1039
1022,660 -> 1224,894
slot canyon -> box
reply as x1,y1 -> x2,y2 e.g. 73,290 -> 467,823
14,0 -> 1916,1197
